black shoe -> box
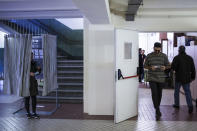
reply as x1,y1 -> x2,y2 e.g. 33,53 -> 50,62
188,107 -> 193,114
155,110 -> 161,121
156,109 -> 162,117
156,115 -> 161,121
26,113 -> 32,119
32,113 -> 40,119
173,104 -> 180,109
155,109 -> 162,121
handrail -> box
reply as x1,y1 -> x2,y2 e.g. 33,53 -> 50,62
118,69 -> 138,80
123,75 -> 138,79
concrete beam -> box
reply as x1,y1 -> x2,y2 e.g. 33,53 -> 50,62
72,0 -> 111,24
0,9 -> 82,19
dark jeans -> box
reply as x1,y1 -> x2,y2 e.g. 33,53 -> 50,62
149,82 -> 164,110
139,67 -> 144,82
25,95 -> 37,114
174,82 -> 193,108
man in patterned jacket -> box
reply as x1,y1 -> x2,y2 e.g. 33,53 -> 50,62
144,42 -> 170,120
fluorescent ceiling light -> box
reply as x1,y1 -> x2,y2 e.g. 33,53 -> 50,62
56,18 -> 83,30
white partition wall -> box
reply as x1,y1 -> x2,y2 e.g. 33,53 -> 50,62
83,19 -> 115,115
185,33 -> 197,100
83,18 -> 89,113
185,45 -> 195,98
193,46 -> 197,100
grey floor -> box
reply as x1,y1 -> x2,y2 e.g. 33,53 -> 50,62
0,83 -> 197,131
1,117 -> 197,131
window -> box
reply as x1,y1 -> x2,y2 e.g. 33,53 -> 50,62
124,42 -> 132,59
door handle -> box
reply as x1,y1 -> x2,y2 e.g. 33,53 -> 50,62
117,69 -> 138,80
118,69 -> 124,80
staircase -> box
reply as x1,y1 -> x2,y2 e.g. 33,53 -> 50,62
38,56 -> 83,103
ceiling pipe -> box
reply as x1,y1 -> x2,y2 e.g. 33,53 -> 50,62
126,0 -> 143,21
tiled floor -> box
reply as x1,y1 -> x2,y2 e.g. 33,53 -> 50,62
1,118 -> 197,131
0,94 -> 22,104
0,83 -> 197,131
134,84 -> 197,121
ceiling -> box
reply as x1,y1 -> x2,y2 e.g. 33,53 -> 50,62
0,0 -> 77,10
0,0 -> 82,19
0,0 -> 110,24
108,0 -> 197,31
72,0 -> 111,24
1,0 -> 197,30
109,0 -> 197,20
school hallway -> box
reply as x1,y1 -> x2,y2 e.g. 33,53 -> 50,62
0,83 -> 197,131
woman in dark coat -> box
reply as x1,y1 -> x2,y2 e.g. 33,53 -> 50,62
25,52 -> 41,119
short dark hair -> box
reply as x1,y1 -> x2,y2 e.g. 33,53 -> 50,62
179,45 -> 185,53
154,42 -> 161,48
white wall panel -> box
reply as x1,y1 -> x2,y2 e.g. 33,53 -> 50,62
84,23 -> 115,115
83,18 -> 90,113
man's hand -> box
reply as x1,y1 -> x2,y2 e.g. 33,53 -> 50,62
30,72 -> 35,76
160,66 -> 166,71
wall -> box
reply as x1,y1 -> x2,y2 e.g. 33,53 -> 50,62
167,33 -> 174,62
83,18 -> 89,113
83,19 -> 115,115
184,33 -> 197,101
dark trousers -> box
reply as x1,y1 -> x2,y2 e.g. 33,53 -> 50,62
141,68 -> 144,81
138,67 -> 144,82
25,95 -> 37,114
149,82 -> 164,110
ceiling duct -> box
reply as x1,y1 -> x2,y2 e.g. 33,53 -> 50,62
126,0 -> 143,21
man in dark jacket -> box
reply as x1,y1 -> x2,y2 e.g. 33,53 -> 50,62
25,52 -> 41,119
138,48 -> 142,82
139,50 -> 146,82
144,42 -> 170,120
171,45 -> 196,114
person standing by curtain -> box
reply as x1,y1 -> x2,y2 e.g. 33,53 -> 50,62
25,52 -> 41,119
171,45 -> 196,114
144,42 -> 170,120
